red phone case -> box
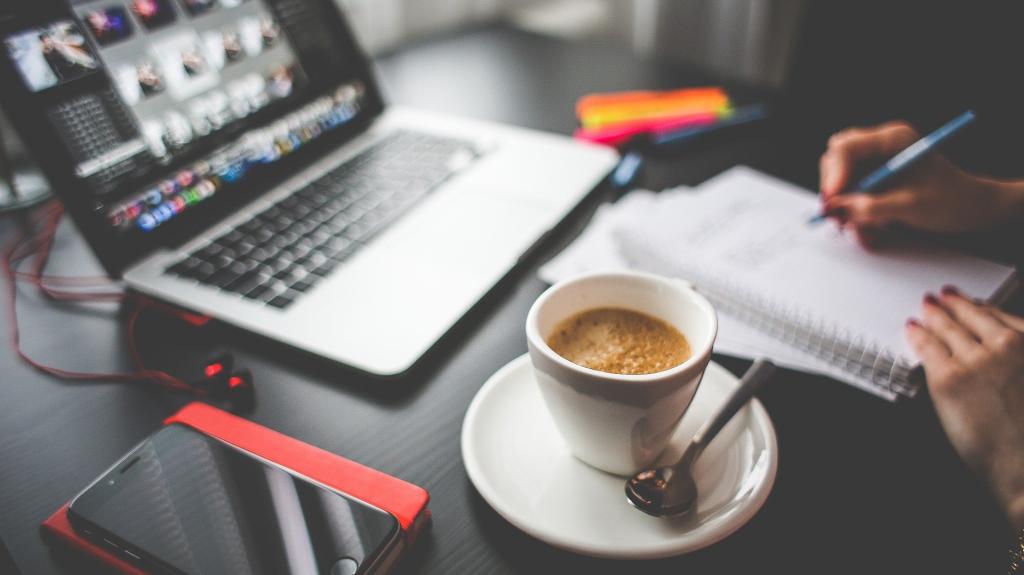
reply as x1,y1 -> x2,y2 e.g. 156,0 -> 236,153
41,402 -> 431,574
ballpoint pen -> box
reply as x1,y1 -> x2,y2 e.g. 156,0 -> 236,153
809,109 -> 977,224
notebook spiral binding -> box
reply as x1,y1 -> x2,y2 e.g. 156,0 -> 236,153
699,275 -> 918,398
620,241 -> 919,398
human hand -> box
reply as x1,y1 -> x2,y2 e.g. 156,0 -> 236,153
906,286 -> 1024,528
818,121 -> 1024,248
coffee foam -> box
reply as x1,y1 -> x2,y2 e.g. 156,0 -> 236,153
546,307 -> 691,375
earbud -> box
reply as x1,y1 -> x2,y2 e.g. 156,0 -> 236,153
199,351 -> 254,410
202,350 -> 234,383
225,368 -> 255,410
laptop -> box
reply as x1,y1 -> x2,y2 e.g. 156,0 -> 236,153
0,0 -> 617,375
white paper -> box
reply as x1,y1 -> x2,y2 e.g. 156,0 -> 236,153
620,167 -> 1017,362
539,166 -> 1017,401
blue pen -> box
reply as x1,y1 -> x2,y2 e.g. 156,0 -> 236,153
808,109 -> 977,224
651,103 -> 769,147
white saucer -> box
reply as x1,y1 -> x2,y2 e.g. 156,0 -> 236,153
461,355 -> 778,559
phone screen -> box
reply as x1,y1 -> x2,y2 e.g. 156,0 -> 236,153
68,424 -> 399,575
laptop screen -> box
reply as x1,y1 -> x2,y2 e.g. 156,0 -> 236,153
1,0 -> 380,271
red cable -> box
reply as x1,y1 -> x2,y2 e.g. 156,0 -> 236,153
26,204 -> 123,301
9,203 -> 119,291
3,201 -> 199,393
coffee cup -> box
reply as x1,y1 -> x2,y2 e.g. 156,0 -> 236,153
526,271 -> 717,476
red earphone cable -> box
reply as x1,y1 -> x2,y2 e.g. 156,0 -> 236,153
22,203 -> 123,300
3,201 -> 198,393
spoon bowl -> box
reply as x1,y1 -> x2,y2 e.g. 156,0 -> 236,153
625,359 -> 776,518
626,464 -> 698,517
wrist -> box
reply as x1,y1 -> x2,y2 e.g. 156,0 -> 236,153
990,456 -> 1024,529
985,179 -> 1024,224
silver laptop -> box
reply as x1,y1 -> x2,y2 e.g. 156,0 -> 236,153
0,0 -> 616,375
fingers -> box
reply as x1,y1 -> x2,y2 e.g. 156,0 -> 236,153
905,318 -> 951,364
940,285 -> 1024,332
920,293 -> 980,354
938,287 -> 1013,341
819,152 -> 846,200
819,122 -> 919,200
827,189 -> 917,227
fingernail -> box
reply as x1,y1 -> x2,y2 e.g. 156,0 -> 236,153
906,318 -> 920,328
940,285 -> 960,296
923,293 -> 939,305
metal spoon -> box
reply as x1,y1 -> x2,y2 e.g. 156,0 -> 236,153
625,359 -> 776,517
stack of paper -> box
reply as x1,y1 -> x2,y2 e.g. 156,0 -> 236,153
540,166 -> 1018,400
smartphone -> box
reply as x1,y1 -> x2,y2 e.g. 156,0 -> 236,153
68,424 -> 401,575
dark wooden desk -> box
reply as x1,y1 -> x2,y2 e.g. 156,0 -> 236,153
0,26 -> 1010,574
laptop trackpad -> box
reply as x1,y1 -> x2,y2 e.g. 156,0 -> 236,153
292,192 -> 550,373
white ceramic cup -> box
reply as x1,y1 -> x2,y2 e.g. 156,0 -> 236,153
526,271 -> 718,476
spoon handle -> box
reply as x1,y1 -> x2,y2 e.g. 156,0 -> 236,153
688,359 -> 776,462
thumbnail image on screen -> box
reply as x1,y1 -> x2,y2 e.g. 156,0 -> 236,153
130,0 -> 177,30
137,60 -> 165,95
220,29 -> 244,63
111,59 -> 166,105
4,21 -> 99,92
83,6 -> 134,46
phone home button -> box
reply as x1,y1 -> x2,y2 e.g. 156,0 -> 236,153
330,557 -> 359,575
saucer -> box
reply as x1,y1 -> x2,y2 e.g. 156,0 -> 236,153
461,355 -> 778,559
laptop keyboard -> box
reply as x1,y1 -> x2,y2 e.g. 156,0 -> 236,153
165,130 -> 479,309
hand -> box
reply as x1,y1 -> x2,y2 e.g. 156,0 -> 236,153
818,121 -> 1024,248
906,286 -> 1024,528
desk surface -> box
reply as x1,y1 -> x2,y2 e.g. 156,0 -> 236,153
0,26 -> 1011,574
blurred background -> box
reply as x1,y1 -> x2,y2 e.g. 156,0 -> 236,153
340,0 -> 805,89
5,0 -> 1022,203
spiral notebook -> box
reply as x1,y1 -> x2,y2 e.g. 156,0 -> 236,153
542,166 -> 1018,400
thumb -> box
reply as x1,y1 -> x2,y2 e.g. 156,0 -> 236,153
829,191 -> 917,227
